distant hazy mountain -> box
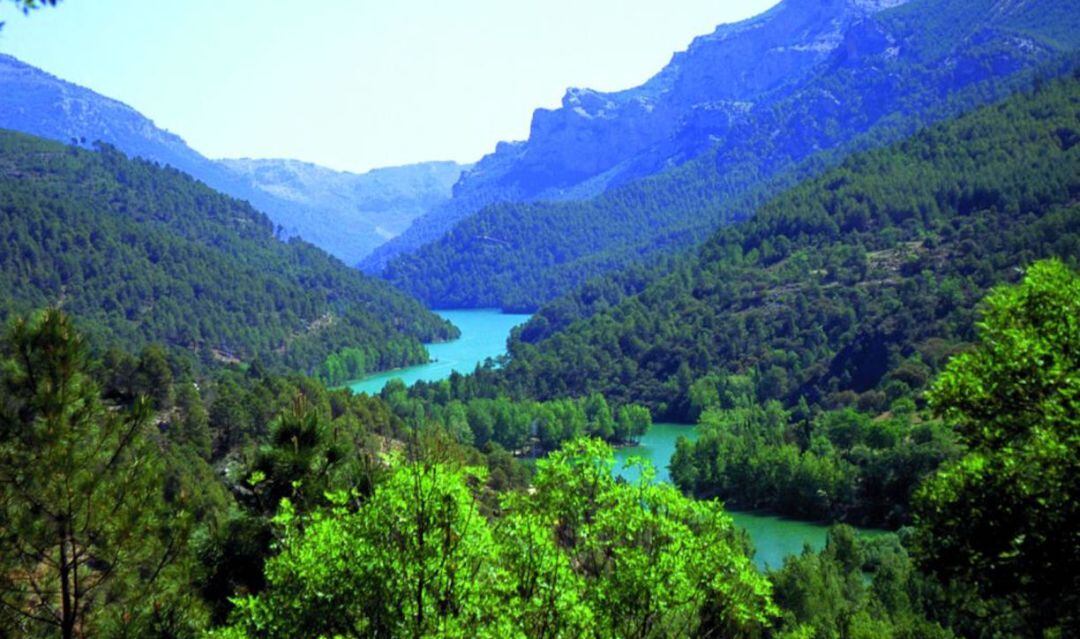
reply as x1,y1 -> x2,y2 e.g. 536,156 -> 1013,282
375,0 -> 1080,307
0,53 -> 464,264
219,158 -> 468,261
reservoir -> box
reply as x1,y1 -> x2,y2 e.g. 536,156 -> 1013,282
348,309 -> 531,395
350,308 -> 862,571
613,422 -> 882,570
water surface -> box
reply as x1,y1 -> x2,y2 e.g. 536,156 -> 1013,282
614,422 -> 836,570
348,309 -> 530,395
352,310 -> 861,571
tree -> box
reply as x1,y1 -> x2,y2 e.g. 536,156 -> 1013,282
133,344 -> 174,410
1,0 -> 59,30
527,439 -> 777,638
770,526 -> 953,639
222,461 -> 503,638
0,310 -> 174,638
175,381 -> 212,460
219,439 -> 777,638
914,260 -> 1080,635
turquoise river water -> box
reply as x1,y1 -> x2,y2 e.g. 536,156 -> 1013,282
348,309 -> 868,570
348,309 -> 531,395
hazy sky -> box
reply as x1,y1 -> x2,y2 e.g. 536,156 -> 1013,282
0,1 -> 779,172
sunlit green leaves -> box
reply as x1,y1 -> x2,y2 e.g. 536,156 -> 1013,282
915,259 -> 1080,634
222,438 -> 776,638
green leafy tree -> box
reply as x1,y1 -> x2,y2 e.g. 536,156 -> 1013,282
771,527 -> 953,639
0,310 -> 179,638
914,260 -> 1080,635
527,439 -> 776,638
222,461 -> 504,638
219,439 -> 776,638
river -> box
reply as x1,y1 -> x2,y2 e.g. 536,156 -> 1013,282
347,309 -> 532,395
348,309 -> 850,571
612,422 -> 836,570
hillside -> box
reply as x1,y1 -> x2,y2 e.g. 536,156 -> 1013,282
0,129 -> 458,374
0,54 -> 462,263
487,74 -> 1080,421
379,0 -> 1080,310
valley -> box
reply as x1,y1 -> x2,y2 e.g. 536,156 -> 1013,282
0,0 -> 1077,636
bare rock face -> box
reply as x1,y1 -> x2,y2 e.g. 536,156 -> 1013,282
477,0 -> 881,197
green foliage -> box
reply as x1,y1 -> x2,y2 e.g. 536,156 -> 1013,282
220,439 -> 776,638
0,310 -> 206,637
771,526 -> 953,639
379,379 -> 653,453
671,402 -> 960,526
913,260 -> 1080,635
230,463 -> 505,638
0,130 -> 457,377
493,75 -> 1080,424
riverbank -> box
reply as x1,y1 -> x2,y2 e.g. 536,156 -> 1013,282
346,309 -> 531,395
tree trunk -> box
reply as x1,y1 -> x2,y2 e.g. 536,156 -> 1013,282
59,522 -> 75,639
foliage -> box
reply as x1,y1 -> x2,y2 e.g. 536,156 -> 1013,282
379,378 -> 652,452
770,526 -> 953,639
0,0 -> 58,29
491,75 -> 1080,423
671,400 -> 960,527
913,260 -> 1080,636
219,439 -> 776,638
0,310 -> 207,638
0,130 -> 457,378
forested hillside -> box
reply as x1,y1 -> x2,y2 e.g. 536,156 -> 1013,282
0,130 -> 458,375
3,265 -> 1074,638
492,75 -> 1080,421
383,0 -> 1080,310
0,54 -> 471,263
3,2 -> 1078,637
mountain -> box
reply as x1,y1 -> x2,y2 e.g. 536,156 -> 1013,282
219,158 -> 468,262
0,128 -> 458,376
361,0 -> 896,272
0,54 -> 463,263
372,0 -> 1080,308
486,74 -> 1080,421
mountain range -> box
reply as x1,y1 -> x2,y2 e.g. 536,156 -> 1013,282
218,157 -> 468,263
0,53 -> 466,265
362,0 -> 908,271
6,0 -> 1075,303
372,0 -> 1080,309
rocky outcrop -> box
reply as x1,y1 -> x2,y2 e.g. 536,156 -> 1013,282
361,0 -> 913,272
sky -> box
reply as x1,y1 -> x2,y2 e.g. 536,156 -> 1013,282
0,0 -> 779,173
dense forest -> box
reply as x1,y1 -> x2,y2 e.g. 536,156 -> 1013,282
382,0 -> 1080,312
496,75 -> 1080,418
389,74 -> 1080,533
1,255 -> 1076,637
1,3 -> 1078,638
0,130 -> 458,378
